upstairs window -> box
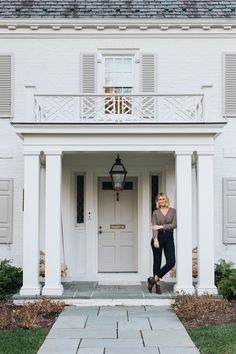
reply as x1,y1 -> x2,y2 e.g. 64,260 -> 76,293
104,56 -> 133,115
104,56 -> 133,94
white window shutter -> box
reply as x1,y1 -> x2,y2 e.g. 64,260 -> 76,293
0,55 -> 12,118
224,53 -> 236,117
223,178 -> 236,244
141,54 -> 157,93
0,179 -> 13,244
81,54 -> 96,93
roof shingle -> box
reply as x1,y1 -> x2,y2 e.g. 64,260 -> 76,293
0,1 -> 236,19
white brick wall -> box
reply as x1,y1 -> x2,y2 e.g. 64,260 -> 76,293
1,34 -> 236,271
0,119 -> 23,266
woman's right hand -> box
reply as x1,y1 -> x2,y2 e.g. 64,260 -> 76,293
152,225 -> 163,231
154,239 -> 159,248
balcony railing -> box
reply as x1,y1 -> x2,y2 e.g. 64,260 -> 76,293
32,93 -> 204,123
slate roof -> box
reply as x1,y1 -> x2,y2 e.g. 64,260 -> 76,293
0,1 -> 236,19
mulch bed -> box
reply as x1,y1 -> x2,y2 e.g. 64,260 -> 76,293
1,298 -> 236,329
0,299 -> 63,330
175,300 -> 236,327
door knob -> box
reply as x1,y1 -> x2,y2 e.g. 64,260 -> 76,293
98,226 -> 102,234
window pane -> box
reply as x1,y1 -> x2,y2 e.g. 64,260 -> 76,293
77,176 -> 84,224
105,57 -> 133,87
151,176 -> 159,213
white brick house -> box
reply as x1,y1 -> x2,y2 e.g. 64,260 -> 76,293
0,1 -> 236,297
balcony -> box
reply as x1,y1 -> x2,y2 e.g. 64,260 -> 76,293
31,93 -> 204,123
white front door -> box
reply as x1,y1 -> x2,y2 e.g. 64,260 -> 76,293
98,177 -> 137,272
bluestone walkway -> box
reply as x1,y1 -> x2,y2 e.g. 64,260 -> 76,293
37,305 -> 200,354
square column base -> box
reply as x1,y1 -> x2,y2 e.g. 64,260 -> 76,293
196,285 -> 218,296
174,285 -> 195,295
42,285 -> 64,296
20,286 -> 41,296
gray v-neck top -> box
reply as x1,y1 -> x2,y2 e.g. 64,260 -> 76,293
152,207 -> 177,239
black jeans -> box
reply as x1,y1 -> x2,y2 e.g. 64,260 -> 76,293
151,230 -> 176,279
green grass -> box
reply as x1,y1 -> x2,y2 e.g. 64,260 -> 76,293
187,324 -> 236,354
0,328 -> 49,354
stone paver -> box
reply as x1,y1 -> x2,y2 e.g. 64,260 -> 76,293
47,327 -> 116,339
118,318 -> 151,330
106,349 -> 159,354
76,348 -> 104,354
37,338 -> 79,354
118,329 -> 142,338
37,304 -> 199,354
159,348 -> 200,354
77,349 -> 104,354
142,329 -> 196,347
52,315 -> 87,328
80,338 -> 144,348
62,306 -> 99,316
149,317 -> 186,330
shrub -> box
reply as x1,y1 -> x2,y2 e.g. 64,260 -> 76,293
215,259 -> 234,285
217,272 -> 236,300
215,259 -> 236,299
171,293 -> 229,326
0,259 -> 23,298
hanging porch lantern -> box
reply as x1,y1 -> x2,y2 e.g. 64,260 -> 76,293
109,154 -> 127,200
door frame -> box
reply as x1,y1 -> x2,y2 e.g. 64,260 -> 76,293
93,172 -> 142,278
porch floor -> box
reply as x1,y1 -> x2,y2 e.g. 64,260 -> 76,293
14,281 -> 176,301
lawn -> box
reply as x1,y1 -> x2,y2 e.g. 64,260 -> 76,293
0,328 -> 49,354
187,324 -> 236,354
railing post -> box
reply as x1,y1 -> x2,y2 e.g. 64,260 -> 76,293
25,85 -> 36,122
201,85 -> 213,121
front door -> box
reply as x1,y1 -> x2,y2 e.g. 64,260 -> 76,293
98,177 -> 137,272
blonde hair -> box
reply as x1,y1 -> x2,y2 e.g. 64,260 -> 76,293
155,193 -> 169,208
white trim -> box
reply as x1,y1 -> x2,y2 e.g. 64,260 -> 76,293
14,298 -> 174,307
1,18 -> 236,31
13,122 -> 226,137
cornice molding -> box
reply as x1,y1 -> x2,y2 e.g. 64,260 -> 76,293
1,18 -> 236,35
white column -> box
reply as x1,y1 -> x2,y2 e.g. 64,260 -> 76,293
174,151 -> 195,294
141,171 -> 151,278
20,152 -> 41,296
196,151 -> 218,295
42,152 -> 63,296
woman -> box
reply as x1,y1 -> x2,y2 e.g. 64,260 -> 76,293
148,193 -> 177,294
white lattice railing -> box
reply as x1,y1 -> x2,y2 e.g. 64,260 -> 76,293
33,94 -> 204,123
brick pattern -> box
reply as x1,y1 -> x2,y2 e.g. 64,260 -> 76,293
0,1 -> 236,19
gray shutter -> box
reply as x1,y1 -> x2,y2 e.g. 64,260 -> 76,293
0,179 -> 13,243
0,55 -> 12,118
81,54 -> 96,93
224,53 -> 236,117
141,54 -> 156,93
223,178 -> 236,244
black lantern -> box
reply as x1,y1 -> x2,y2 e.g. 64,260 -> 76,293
109,154 -> 127,200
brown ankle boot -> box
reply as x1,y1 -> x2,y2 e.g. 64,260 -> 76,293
147,277 -> 156,293
155,283 -> 162,294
